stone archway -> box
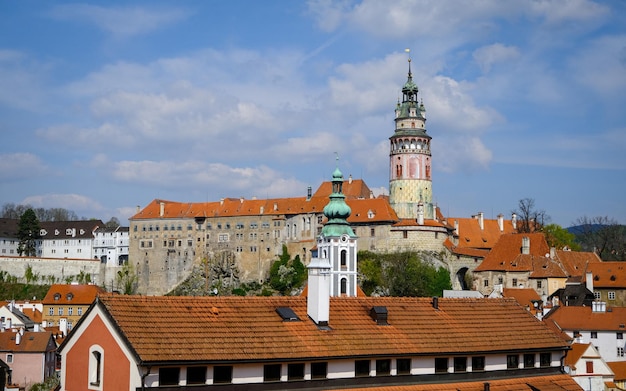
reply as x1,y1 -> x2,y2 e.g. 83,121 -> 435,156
455,267 -> 470,290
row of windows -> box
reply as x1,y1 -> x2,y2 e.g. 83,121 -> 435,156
156,354 -> 553,386
590,331 -> 623,339
48,307 -> 83,316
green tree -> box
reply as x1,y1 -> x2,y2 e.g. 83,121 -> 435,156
268,245 -> 306,295
17,208 -> 40,256
357,251 -> 383,295
116,262 -> 138,294
543,223 -> 580,251
572,216 -> 626,260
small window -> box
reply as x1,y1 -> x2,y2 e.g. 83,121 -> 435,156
58,307 -> 64,316
483,279 -> 488,287
435,357 -> 448,373
397,358 -> 411,375
159,367 -> 180,386
78,307 -> 83,316
512,278 -> 518,287
594,291 -> 601,300
609,291 -> 616,300
341,278 -> 347,295
186,366 -> 206,385
403,231 -> 408,239
370,228 -> 375,237
376,359 -> 391,376
591,331 -> 598,339
213,366 -> 232,384
472,356 -> 485,371
6,353 -> 13,363
355,360 -> 370,377
507,354 -> 519,369
264,364 -> 281,382
617,347 -> 625,357
586,361 -> 594,373
540,353 -> 551,367
88,346 -> 103,389
618,332 -> 623,340
48,307 -> 54,316
311,362 -> 327,379
537,280 -> 542,289
524,353 -> 535,368
287,363 -> 304,380
68,307 -> 73,316
454,357 -> 467,372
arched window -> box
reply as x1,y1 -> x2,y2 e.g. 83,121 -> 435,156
341,278 -> 347,295
88,345 -> 104,389
340,250 -> 347,268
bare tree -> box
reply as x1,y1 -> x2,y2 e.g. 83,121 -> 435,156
572,216 -> 626,260
512,198 -> 550,233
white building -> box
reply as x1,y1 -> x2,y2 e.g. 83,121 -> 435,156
93,226 -> 129,266
37,220 -> 103,260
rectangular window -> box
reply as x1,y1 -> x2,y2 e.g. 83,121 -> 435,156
159,367 -> 180,386
498,276 -> 503,284
264,364 -> 281,382
186,366 -> 206,385
540,353 -> 552,367
355,360 -> 370,377
213,366 -> 232,384
524,354 -> 535,368
483,279 -> 489,287
537,280 -> 542,289
78,307 -> 83,316
617,332 -> 623,340
58,307 -> 64,316
609,291 -> 616,300
454,357 -> 467,373
48,307 -> 54,316
397,358 -> 411,375
287,363 -> 304,381
6,353 -> 13,363
68,307 -> 73,316
370,228 -> 375,237
591,331 -> 597,339
617,347 -> 625,357
594,291 -> 601,300
435,357 -> 448,373
586,361 -> 594,373
507,355 -> 519,369
376,359 -> 391,376
403,231 -> 408,239
472,356 -> 485,371
311,362 -> 327,379
512,278 -> 518,287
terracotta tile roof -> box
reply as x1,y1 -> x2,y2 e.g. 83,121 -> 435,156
608,361 -> 626,381
93,295 -> 568,363
448,216 -> 516,250
392,218 -> 446,228
474,233 -> 550,272
0,331 -> 54,353
557,250 -> 602,277
42,284 -> 105,305
443,238 -> 490,257
543,305 -> 626,331
339,374 -> 582,391
502,288 -> 541,307
586,261 -> 626,288
39,220 -> 104,239
563,343 -> 591,366
21,308 -> 42,323
312,178 -> 372,199
349,198 -> 398,223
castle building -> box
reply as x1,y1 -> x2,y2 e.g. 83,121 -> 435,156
128,57 -> 517,295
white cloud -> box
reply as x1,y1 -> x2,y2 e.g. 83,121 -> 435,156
21,193 -> 104,215
435,136 -> 493,173
473,44 -> 521,73
0,153 -> 52,180
48,4 -> 190,38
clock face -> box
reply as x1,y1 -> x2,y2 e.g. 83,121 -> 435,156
340,234 -> 349,243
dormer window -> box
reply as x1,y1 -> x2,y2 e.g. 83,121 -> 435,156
66,228 -> 72,235
40,229 -> 47,236
66,293 -> 74,301
54,293 -> 61,301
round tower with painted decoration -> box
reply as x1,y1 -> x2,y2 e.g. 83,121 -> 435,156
389,51 -> 433,220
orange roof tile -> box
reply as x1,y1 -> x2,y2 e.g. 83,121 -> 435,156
312,179 -> 372,199
448,216 -> 516,250
475,233 -> 550,272
557,250 -> 602,277
42,284 -> 105,305
586,261 -> 626,288
443,238 -> 490,258
339,374 -> 582,391
392,218 -> 446,227
544,305 -> 626,331
502,288 -> 541,307
21,308 -> 42,323
92,295 -> 568,363
608,361 -> 626,381
563,343 -> 592,366
0,331 -> 54,353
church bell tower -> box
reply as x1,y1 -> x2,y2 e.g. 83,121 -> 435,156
389,53 -> 433,219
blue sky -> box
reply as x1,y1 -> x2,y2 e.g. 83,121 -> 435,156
1,0 -> 625,226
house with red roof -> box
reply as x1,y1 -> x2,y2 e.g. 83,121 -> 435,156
563,343 -> 614,391
585,262 -> 626,306
42,284 -> 106,334
0,330 -> 57,389
544,304 -> 626,363
607,360 -> 626,390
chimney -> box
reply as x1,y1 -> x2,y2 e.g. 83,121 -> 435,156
478,212 -> 484,230
417,202 -> 424,225
136,205 -> 140,213
454,220 -> 459,236
15,331 -> 21,345
159,202 -> 165,217
307,255 -> 331,326
521,237 -> 530,255
484,382 -> 490,391
511,213 -> 517,230
274,203 -> 278,211
307,186 -> 312,200
260,206 -> 264,214
550,247 -> 556,259
497,214 -> 504,232
348,175 -> 353,184
586,271 -> 594,293
432,297 -> 439,310
240,197 -> 244,203
60,318 -> 68,336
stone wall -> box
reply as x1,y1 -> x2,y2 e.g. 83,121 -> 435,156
0,256 -> 104,285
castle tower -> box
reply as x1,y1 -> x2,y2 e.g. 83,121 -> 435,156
389,53 -> 433,219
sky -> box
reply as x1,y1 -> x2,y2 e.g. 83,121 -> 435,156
1,0 -> 625,227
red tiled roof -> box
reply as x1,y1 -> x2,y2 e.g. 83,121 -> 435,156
544,305 -> 626,331
42,284 -> 105,305
586,262 -> 626,288
443,238 -> 490,257
474,233 -> 550,272
448,216 -> 516,250
392,218 -> 446,228
0,331 -> 54,353
557,250 -> 602,277
563,343 -> 592,366
94,295 -> 568,363
608,361 -> 626,381
502,288 -> 541,307
21,308 -> 42,323
340,374 -> 582,390
312,179 -> 372,199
